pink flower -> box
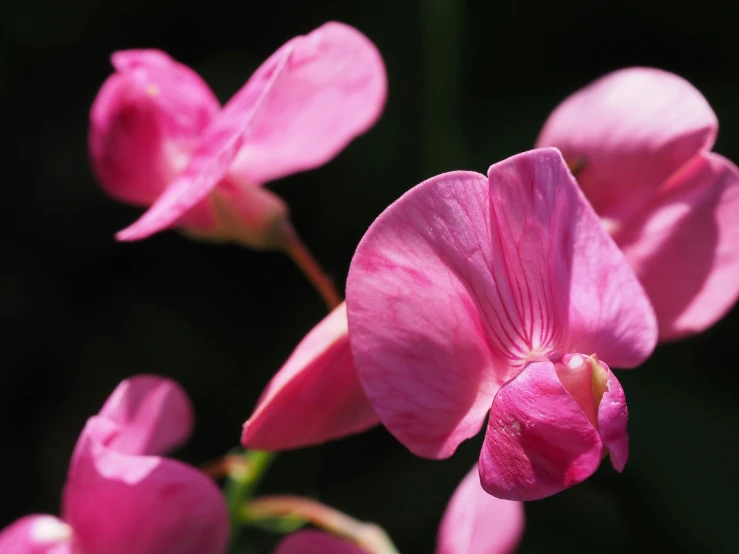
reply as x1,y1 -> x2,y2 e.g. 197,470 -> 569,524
346,148 -> 657,500
536,67 -> 739,340
0,376 -> 228,554
90,22 -> 387,248
273,467 -> 524,554
241,302 -> 379,451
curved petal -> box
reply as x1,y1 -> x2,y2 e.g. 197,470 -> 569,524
115,40 -> 292,241
63,426 -> 229,554
96,375 -> 194,457
436,468 -> 524,554
242,303 -> 379,451
479,361 -> 603,501
613,153 -> 739,340
597,363 -> 629,472
347,148 -> 655,459
229,21 -> 387,185
486,148 -> 656,368
0,516 -> 74,554
536,67 -> 718,224
90,49 -> 219,220
273,531 -> 365,554
347,170 -> 504,459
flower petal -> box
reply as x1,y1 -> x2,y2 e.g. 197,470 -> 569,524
436,468 -> 524,554
63,425 -> 229,554
347,170 -> 504,459
115,40 -> 292,241
229,21 -> 387,186
597,364 -> 629,472
346,148 -> 655,459
90,49 -> 219,214
242,303 -> 379,451
273,531 -> 365,554
536,67 -> 717,224
96,375 -> 194,457
613,153 -> 739,340
0,515 -> 74,554
479,361 -> 603,501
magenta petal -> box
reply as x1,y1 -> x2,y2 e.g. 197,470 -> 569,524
273,531 -> 365,554
598,367 -> 629,472
536,67 -> 717,223
229,22 -> 387,186
614,153 -> 739,340
96,375 -> 193,457
242,303 -> 379,451
436,468 -> 524,554
90,49 -> 219,210
347,170 -> 503,459
0,516 -> 74,554
479,361 -> 603,501
63,427 -> 228,554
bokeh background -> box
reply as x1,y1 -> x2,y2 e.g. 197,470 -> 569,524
3,0 -> 739,552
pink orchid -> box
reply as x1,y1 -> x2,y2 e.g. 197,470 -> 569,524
0,376 -> 228,554
536,67 -> 739,340
346,148 -> 657,500
90,22 -> 386,248
242,302 -> 379,451
272,467 -> 524,554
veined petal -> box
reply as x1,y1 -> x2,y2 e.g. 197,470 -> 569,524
229,21 -> 387,185
242,303 -> 379,451
347,170 -> 503,459
436,468 -> 524,554
613,153 -> 739,340
347,149 -> 655,459
536,67 -> 717,224
479,361 -> 604,501
96,375 -> 193,457
0,515 -> 74,554
273,531 -> 365,554
90,49 -> 219,214
62,426 -> 228,554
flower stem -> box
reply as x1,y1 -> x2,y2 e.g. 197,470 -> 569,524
224,451 -> 276,550
242,495 -> 400,554
278,221 -> 343,310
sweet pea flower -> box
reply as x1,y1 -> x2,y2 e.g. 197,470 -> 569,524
346,148 -> 657,500
536,67 -> 739,340
272,467 -> 524,554
90,22 -> 386,248
0,376 -> 228,554
242,302 -> 379,451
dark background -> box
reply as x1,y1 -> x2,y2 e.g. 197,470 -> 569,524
2,0 -> 739,552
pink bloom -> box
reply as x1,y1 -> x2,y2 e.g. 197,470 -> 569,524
90,22 -> 387,248
346,148 -> 657,500
273,467 -> 524,554
242,302 -> 379,451
536,67 -> 739,340
0,376 -> 228,554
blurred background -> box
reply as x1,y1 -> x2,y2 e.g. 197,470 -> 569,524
2,0 -> 739,552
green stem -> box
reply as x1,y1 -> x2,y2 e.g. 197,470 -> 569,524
226,451 -> 276,550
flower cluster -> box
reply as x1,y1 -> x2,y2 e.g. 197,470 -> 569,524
3,18 -> 738,554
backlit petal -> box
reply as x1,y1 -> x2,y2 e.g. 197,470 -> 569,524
0,515 -> 74,554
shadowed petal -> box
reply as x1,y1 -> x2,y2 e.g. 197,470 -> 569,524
229,21 -> 387,186
96,375 -> 194,457
89,49 -> 219,228
63,425 -> 229,554
436,468 -> 524,554
479,361 -> 603,501
242,303 -> 379,451
0,515 -> 74,554
273,531 -> 365,554
536,67 -> 717,224
613,153 -> 739,340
